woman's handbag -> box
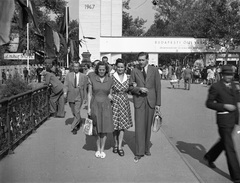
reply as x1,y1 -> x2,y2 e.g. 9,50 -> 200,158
83,117 -> 94,135
83,115 -> 98,136
152,107 -> 162,133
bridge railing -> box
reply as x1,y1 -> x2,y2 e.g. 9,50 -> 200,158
0,86 -> 50,159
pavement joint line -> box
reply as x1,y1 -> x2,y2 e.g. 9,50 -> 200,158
160,128 -> 205,183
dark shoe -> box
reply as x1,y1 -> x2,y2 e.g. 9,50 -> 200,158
118,149 -> 125,156
145,152 -> 151,156
71,129 -> 77,135
76,123 -> 81,130
134,155 -> 143,163
233,180 -> 240,183
203,155 -> 216,168
112,146 -> 118,154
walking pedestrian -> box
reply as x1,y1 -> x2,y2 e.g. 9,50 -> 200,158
204,65 -> 240,183
111,58 -> 133,157
64,62 -> 88,135
183,65 -> 192,90
129,52 -> 161,162
87,61 -> 114,159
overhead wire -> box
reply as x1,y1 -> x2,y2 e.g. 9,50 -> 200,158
134,0 -> 148,10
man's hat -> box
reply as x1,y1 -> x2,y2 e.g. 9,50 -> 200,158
221,65 -> 234,75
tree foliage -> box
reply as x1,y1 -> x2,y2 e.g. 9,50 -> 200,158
147,0 -> 240,49
0,72 -> 32,99
122,0 -> 147,62
144,0 -> 240,64
0,0 -> 78,65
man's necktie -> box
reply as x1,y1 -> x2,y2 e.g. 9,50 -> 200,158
74,73 -> 77,88
142,68 -> 146,80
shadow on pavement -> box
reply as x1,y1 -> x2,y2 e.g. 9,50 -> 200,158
82,133 -> 114,152
65,118 -> 74,125
176,141 -> 231,181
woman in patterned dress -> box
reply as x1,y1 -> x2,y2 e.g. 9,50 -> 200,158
87,62 -> 114,159
112,58 -> 133,156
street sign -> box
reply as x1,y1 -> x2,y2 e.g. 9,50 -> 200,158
4,53 -> 35,60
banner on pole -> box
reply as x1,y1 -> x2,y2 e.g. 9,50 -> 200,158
4,53 -> 35,60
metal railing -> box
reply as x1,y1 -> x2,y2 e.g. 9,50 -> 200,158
0,86 -> 50,159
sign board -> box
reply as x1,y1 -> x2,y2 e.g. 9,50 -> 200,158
100,37 -> 208,53
4,53 -> 35,60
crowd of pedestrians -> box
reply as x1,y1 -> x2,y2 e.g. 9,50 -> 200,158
3,54 -> 238,182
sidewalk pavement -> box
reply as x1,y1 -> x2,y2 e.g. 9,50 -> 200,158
0,97 -> 203,183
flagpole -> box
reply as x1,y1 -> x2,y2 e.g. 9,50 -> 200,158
27,0 -> 30,71
66,6 -> 69,68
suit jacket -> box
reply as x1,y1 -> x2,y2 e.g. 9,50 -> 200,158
64,72 -> 88,102
129,65 -> 161,109
183,68 -> 192,79
42,71 -> 63,94
206,80 -> 240,127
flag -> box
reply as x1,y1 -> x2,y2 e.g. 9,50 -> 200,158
0,0 -> 15,45
28,0 -> 40,33
44,23 -> 56,58
59,6 -> 70,36
52,30 -> 60,52
16,0 -> 40,33
69,39 -> 80,61
59,34 -> 68,55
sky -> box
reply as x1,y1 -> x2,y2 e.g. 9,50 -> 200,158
67,0 -> 156,30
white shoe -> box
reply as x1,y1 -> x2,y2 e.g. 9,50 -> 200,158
100,152 -> 106,159
95,151 -> 101,158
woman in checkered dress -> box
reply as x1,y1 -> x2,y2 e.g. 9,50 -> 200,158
111,58 -> 133,156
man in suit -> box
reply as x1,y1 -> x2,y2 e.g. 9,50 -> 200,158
129,52 -> 161,162
204,65 -> 240,183
64,62 -> 88,135
41,61 -> 65,118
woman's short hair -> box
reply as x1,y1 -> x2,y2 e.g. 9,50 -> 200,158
95,61 -> 109,75
115,58 -> 126,67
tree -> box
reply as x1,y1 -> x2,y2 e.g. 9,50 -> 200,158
122,0 -> 147,63
0,0 -> 68,65
145,0 -> 240,66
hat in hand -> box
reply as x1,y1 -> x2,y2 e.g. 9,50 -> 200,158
221,65 -> 234,75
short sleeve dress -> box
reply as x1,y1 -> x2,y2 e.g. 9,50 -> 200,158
89,75 -> 114,133
112,72 -> 133,130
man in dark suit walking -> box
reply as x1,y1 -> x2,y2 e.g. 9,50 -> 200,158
129,52 -> 161,162
64,62 -> 88,135
204,65 -> 240,183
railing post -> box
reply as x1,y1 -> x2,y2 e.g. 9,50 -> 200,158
31,90 -> 36,133
6,100 -> 14,154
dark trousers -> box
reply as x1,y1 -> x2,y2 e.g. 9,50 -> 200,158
135,98 -> 154,156
205,126 -> 240,181
37,74 -> 41,83
49,90 -> 65,117
184,78 -> 191,90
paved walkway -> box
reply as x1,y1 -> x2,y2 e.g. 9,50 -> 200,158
0,82 -> 203,183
